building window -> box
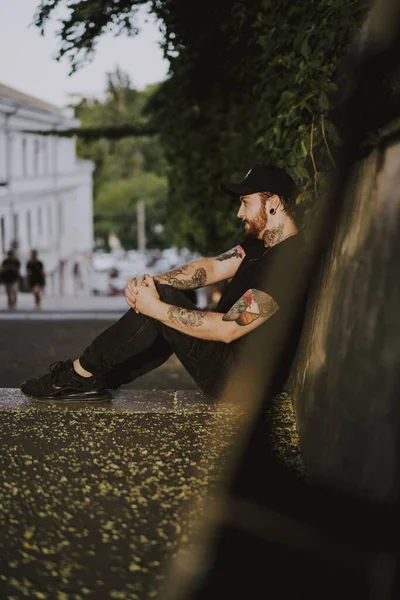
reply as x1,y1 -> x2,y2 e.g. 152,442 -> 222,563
8,134 -> 14,179
13,213 -> 18,240
47,205 -> 52,237
38,206 -> 43,236
42,138 -> 49,174
0,133 -> 6,183
57,202 -> 63,236
22,137 -> 27,176
33,139 -> 40,175
27,211 -> 32,246
0,217 -> 5,254
49,137 -> 55,173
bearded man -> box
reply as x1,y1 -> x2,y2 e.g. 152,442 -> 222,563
21,164 -> 305,402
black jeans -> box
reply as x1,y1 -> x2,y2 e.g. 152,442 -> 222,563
79,283 -> 233,398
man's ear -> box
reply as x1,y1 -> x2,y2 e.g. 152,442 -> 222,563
266,194 -> 281,213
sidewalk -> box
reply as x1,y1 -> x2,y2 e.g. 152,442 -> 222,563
0,292 -> 127,319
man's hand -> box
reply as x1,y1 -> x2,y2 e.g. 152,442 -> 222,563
125,277 -> 138,313
124,274 -> 148,313
125,274 -> 160,316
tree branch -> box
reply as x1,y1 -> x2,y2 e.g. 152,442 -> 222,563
33,0 -> 149,73
23,124 -> 158,139
310,120 -> 318,201
321,114 -> 338,171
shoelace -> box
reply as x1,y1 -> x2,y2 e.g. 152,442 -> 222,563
49,360 -> 67,384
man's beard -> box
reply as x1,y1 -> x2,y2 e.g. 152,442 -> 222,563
243,205 -> 268,240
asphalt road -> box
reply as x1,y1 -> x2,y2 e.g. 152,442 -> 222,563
0,319 -> 198,390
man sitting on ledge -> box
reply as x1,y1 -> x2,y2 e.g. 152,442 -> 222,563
21,165 -> 303,403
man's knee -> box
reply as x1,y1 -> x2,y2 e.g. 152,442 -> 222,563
155,281 -> 174,302
155,281 -> 197,309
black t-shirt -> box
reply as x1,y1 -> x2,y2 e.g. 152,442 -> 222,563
27,260 -> 45,284
217,235 -> 308,382
217,235 -> 303,314
1,257 -> 20,283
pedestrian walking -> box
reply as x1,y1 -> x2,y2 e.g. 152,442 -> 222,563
26,249 -> 46,309
1,249 -> 21,309
72,262 -> 83,296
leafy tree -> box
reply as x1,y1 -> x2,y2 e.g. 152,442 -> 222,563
34,1 -> 150,73
148,0 -> 370,252
35,0 -> 371,253
94,172 -> 168,249
70,68 -> 168,248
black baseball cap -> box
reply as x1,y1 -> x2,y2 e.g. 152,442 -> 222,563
220,164 -> 299,201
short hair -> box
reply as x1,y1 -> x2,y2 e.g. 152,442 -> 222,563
259,190 -> 299,222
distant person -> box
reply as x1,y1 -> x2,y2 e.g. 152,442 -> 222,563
73,262 -> 83,296
26,249 -> 46,309
20,165 -> 307,403
1,249 -> 21,309
108,267 -> 122,296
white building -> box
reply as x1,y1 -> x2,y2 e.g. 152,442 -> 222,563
0,83 -> 94,295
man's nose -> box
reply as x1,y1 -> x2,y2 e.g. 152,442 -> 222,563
237,206 -> 243,219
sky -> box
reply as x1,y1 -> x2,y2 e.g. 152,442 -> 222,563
0,0 -> 170,108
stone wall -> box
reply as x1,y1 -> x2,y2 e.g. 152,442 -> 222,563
290,143 -> 400,503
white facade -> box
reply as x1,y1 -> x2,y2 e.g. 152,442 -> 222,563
0,84 -> 94,295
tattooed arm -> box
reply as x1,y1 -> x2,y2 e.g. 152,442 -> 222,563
212,244 -> 246,282
154,261 -> 208,290
222,288 -> 279,340
153,245 -> 247,290
131,280 -> 279,343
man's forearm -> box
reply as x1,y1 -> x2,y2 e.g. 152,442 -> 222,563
148,299 -> 229,343
154,257 -> 213,290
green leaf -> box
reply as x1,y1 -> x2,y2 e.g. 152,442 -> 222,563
273,125 -> 281,141
319,91 -> 330,111
293,165 -> 310,180
325,82 -> 338,97
278,90 -> 295,108
300,37 -> 310,60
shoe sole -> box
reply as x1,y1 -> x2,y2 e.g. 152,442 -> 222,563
23,391 -> 112,403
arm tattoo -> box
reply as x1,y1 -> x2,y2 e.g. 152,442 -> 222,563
167,306 -> 209,328
222,288 -> 279,326
216,245 -> 245,262
252,289 -> 279,317
157,266 -> 207,289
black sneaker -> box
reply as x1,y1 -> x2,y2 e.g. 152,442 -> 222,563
20,359 -> 111,403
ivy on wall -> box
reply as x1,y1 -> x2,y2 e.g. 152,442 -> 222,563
148,0 -> 369,252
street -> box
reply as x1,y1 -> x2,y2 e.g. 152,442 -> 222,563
0,293 -> 198,390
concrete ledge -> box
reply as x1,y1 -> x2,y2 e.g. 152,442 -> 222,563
0,388 -> 239,600
0,388 -> 216,413
0,389 -> 303,599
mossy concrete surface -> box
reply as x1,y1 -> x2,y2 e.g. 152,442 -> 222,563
0,389 -> 302,599
0,389 -> 236,600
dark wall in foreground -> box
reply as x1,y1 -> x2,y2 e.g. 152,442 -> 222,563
289,147 -> 400,503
